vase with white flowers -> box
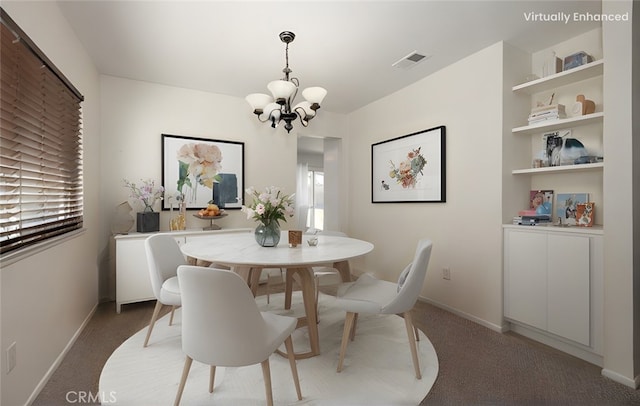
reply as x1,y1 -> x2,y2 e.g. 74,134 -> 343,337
123,178 -> 164,232
241,186 -> 295,247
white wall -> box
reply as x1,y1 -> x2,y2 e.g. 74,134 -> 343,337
345,42 -> 505,329
601,0 -> 639,388
0,2 -> 101,405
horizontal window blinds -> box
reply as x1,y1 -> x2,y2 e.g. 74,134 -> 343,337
1,10 -> 84,255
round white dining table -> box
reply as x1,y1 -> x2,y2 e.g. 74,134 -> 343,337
180,229 -> 374,359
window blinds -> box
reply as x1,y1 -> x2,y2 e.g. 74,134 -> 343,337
0,11 -> 84,255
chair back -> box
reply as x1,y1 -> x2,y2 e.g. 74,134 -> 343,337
144,234 -> 187,299
383,239 -> 432,315
177,265 -> 270,367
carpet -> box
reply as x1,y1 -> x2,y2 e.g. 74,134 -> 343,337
99,292 -> 439,405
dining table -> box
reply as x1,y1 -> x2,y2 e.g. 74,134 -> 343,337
179,229 -> 374,359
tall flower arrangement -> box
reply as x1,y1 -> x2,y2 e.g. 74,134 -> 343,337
123,178 -> 164,212
241,186 -> 295,227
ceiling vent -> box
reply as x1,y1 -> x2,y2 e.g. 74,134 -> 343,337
392,51 -> 431,70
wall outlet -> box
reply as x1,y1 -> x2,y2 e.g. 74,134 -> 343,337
6,341 -> 16,374
442,267 -> 451,280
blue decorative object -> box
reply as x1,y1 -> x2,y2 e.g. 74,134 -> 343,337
254,222 -> 281,247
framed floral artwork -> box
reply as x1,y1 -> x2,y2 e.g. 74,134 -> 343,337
161,134 -> 244,210
371,126 -> 446,203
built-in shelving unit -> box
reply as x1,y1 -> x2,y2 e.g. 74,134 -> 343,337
503,32 -> 605,367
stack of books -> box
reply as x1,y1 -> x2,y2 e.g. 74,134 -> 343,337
528,104 -> 566,125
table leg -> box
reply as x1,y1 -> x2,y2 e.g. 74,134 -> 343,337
277,267 -> 320,359
333,260 -> 352,282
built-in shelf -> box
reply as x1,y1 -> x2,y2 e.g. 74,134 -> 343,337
512,60 -> 604,94
512,112 -> 604,135
512,162 -> 603,175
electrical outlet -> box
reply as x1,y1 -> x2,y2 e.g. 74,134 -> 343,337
6,342 -> 16,373
442,267 -> 451,280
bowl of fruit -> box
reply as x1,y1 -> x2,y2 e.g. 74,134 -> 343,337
196,203 -> 224,218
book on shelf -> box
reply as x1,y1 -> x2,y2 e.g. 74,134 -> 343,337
513,215 -> 551,225
528,105 -> 566,124
531,103 -> 566,114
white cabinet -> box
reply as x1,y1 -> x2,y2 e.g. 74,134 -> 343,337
503,226 -> 603,364
114,228 -> 250,313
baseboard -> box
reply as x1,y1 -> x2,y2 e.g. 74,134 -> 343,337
508,323 -> 603,366
417,296 -> 506,333
601,368 -> 640,389
26,302 -> 98,405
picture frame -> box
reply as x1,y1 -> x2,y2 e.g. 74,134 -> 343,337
371,126 -> 446,203
161,133 -> 244,210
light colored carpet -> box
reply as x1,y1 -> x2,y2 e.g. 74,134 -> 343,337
99,291 -> 438,405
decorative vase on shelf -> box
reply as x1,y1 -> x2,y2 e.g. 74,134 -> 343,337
170,201 -> 187,231
254,221 -> 281,247
137,206 -> 160,233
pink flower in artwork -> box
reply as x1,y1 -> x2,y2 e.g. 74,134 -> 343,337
177,143 -> 223,189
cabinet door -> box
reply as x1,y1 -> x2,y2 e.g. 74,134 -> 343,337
116,239 -> 154,304
504,230 -> 547,330
547,234 -> 590,346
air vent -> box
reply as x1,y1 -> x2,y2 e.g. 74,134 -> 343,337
392,51 -> 431,70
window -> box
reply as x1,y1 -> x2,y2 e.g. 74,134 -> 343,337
306,170 -> 324,230
0,9 -> 84,255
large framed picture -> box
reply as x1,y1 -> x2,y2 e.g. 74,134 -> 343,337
161,133 -> 244,210
371,126 -> 446,203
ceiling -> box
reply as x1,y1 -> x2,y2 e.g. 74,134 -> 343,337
55,1 -> 601,154
57,0 -> 602,114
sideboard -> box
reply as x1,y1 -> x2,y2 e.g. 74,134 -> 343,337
114,228 -> 251,313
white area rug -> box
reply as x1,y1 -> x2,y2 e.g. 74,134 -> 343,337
100,292 -> 438,405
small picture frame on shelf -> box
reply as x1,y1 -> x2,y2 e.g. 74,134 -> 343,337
556,193 -> 589,226
576,202 -> 595,227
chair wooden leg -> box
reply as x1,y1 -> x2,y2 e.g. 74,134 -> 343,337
169,305 -> 176,326
174,356 -> 193,406
209,365 -> 216,393
261,359 -> 274,406
284,336 -> 303,400
414,325 -> 420,342
403,312 -> 422,380
314,275 -> 320,322
337,312 -> 357,372
350,313 -> 359,341
143,301 -> 163,347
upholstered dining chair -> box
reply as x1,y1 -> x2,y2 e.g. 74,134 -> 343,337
143,234 -> 186,347
334,239 -> 433,379
174,265 -> 303,406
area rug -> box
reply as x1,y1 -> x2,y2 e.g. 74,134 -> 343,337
99,292 -> 439,405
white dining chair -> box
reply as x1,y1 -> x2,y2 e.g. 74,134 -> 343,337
143,234 -> 186,347
174,265 -> 303,406
334,238 -> 433,379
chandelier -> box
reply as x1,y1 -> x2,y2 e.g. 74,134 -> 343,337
245,31 -> 327,133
